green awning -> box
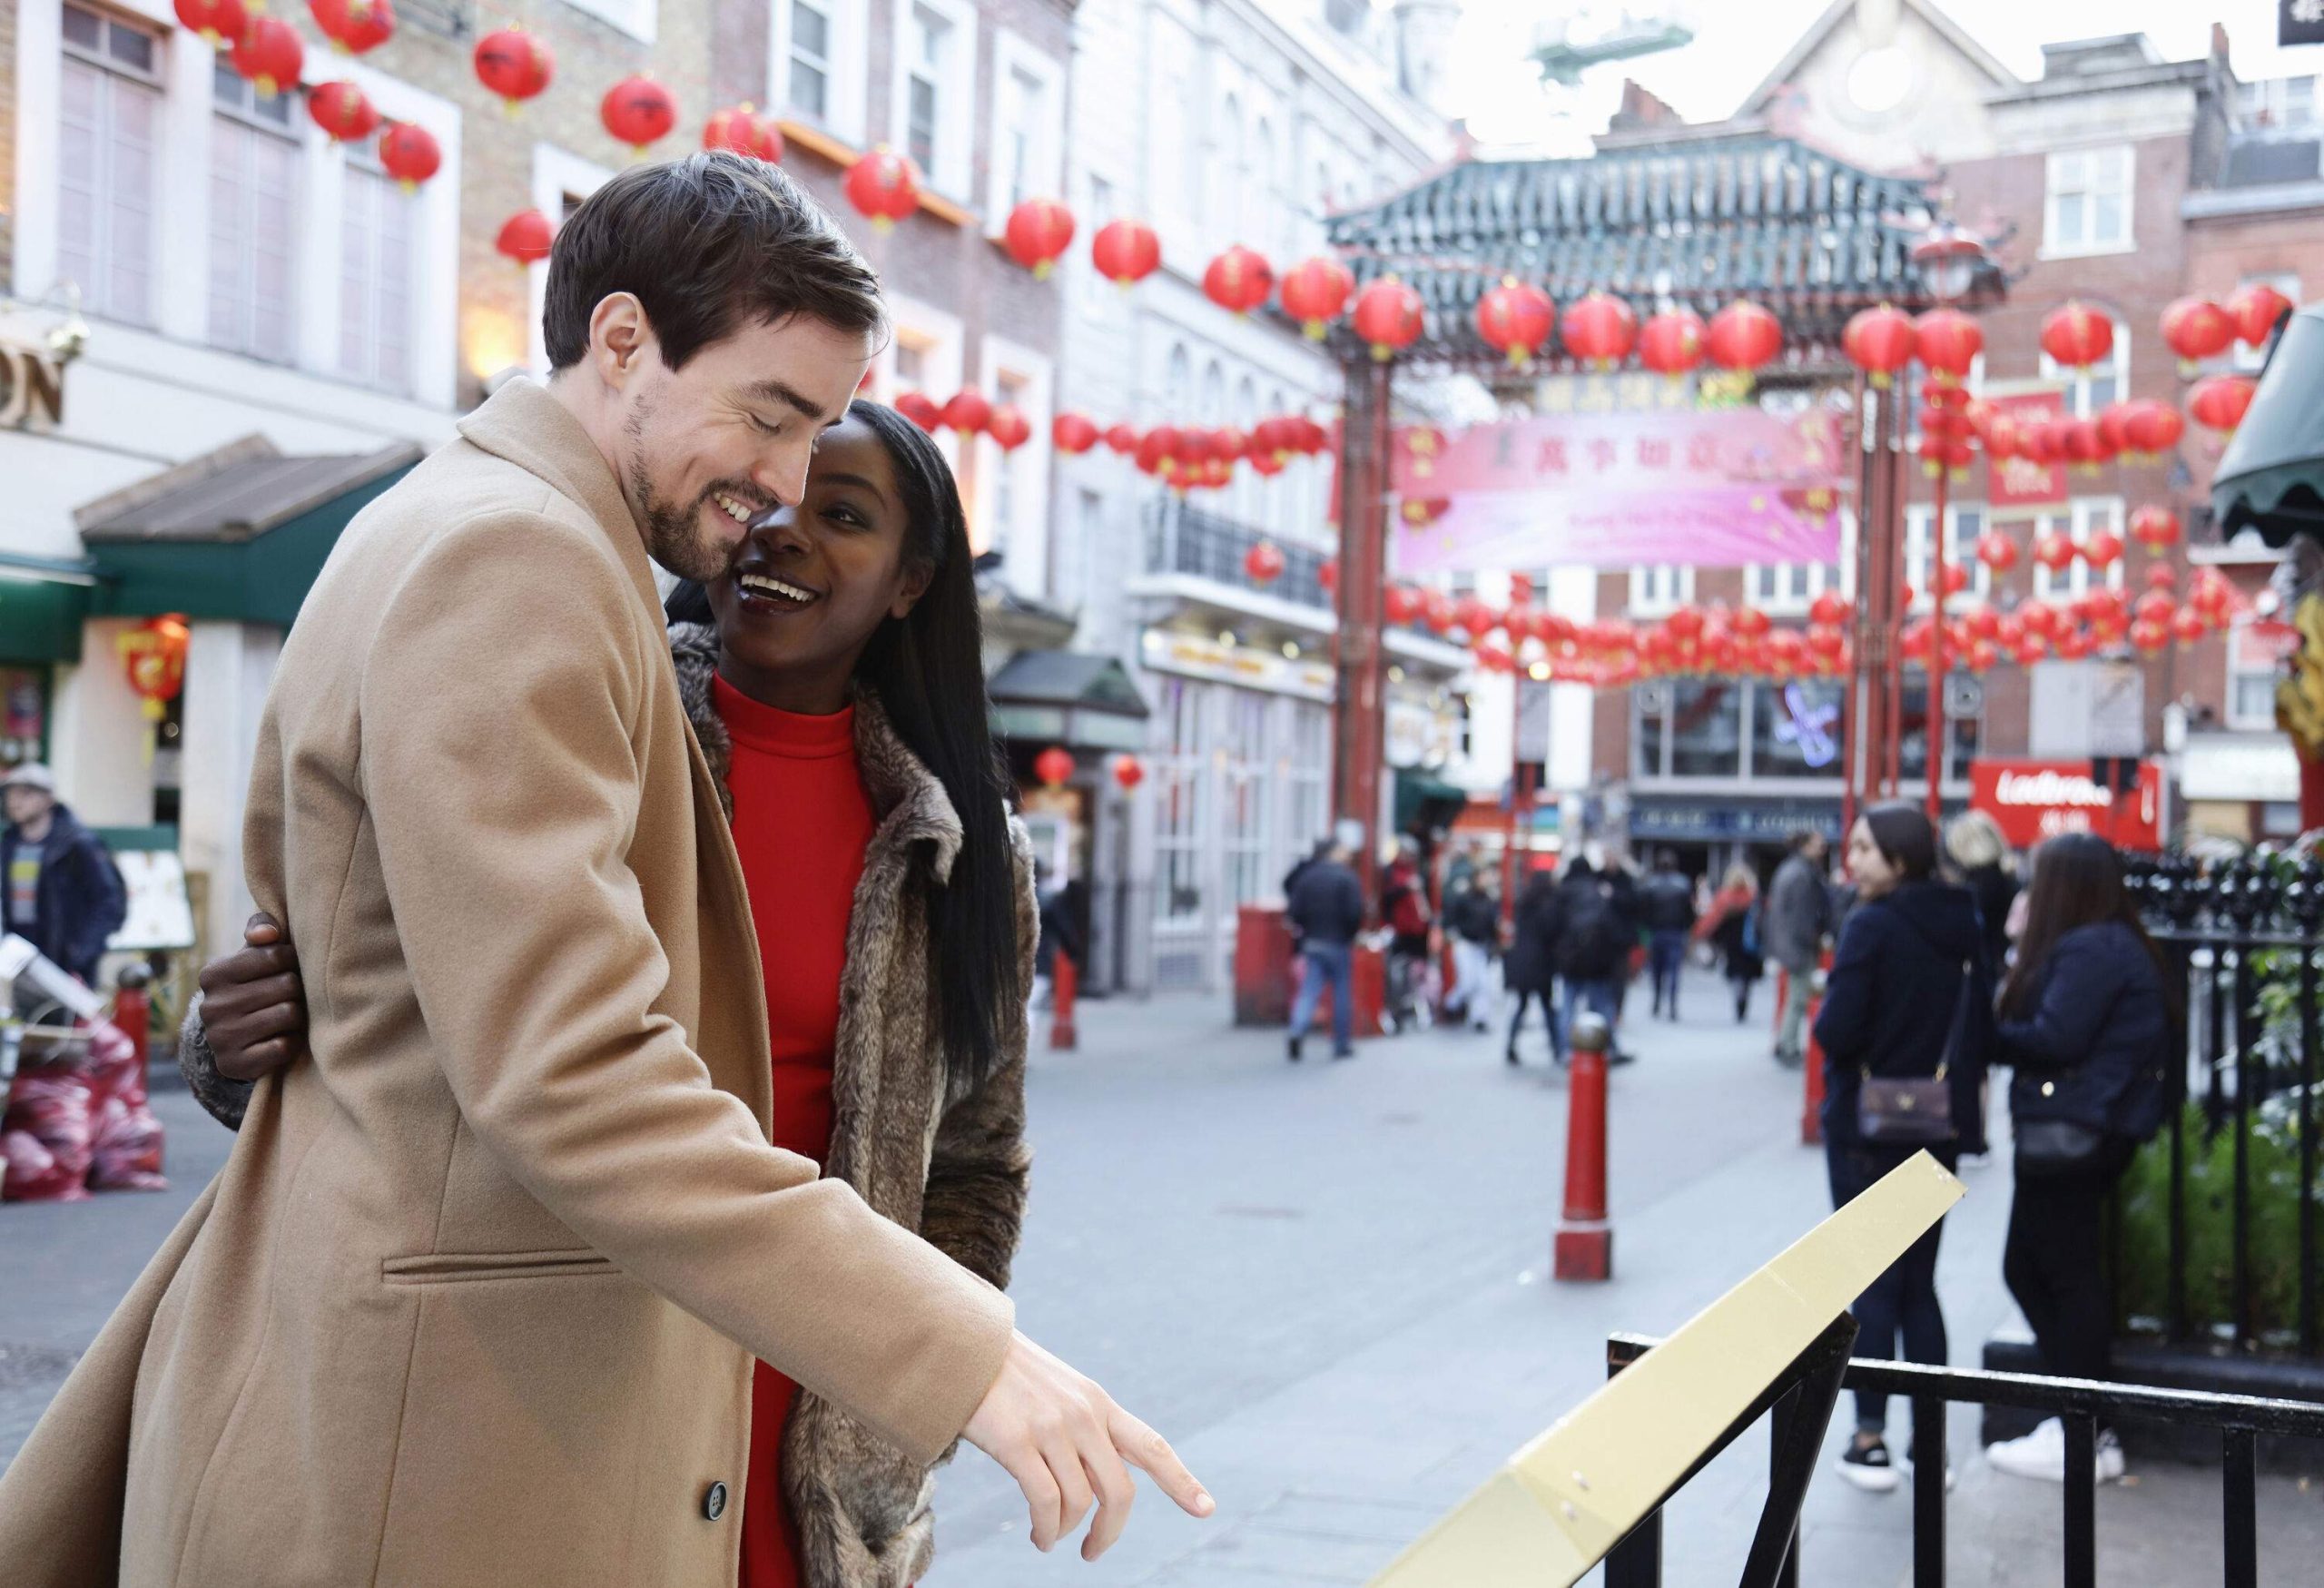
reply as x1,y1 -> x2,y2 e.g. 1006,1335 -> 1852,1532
2211,304 -> 2324,549
0,559 -> 95,664
1394,768 -> 1468,834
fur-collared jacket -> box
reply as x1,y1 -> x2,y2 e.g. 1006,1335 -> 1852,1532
182,621 -> 1035,1588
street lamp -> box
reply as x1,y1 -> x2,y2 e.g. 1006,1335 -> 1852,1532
1905,220 -> 1991,827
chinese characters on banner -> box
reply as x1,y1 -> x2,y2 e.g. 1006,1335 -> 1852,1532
1388,406 -> 1848,575
1984,389 -> 2068,509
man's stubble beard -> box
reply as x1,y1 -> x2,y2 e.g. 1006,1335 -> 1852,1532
621,398 -> 729,584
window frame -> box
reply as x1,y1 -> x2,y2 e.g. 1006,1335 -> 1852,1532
1905,499 -> 1993,608
1627,563 -> 1695,618
983,30 -> 1065,231
558,0 -> 655,46
771,0 -> 867,143
889,0 -> 978,202
2031,497 -> 2130,603
2226,618 -> 2286,730
2039,314 -> 2131,419
57,2 -> 166,329
206,71 -> 302,363
2042,145 -> 2135,260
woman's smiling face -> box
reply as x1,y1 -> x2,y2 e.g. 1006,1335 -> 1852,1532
704,414 -> 930,712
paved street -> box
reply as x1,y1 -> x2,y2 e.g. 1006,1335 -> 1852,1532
6,968 -> 2323,1583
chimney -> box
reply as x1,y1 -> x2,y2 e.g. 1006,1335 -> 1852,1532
2211,22 -> 2230,64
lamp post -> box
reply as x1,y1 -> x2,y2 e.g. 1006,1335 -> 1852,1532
1905,222 -> 1990,827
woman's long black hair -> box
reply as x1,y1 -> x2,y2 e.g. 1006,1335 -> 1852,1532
1999,833 -> 2182,1033
665,399 -> 1021,1090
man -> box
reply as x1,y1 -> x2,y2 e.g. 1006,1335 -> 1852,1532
1767,829 -> 1837,1068
1285,841 -> 1364,1061
1,763 -> 126,991
0,155 -> 1206,1585
1442,869 -> 1502,1034
1380,836 -> 1433,1031
1552,850 -> 1637,1063
1640,849 -> 1697,1021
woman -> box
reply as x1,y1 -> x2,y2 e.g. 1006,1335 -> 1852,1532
1983,834 -> 2175,1486
182,402 -> 1035,1588
1695,863 -> 1765,1024
1812,804 -> 1993,1492
1945,809 -> 2019,976
1503,863 -> 1563,1066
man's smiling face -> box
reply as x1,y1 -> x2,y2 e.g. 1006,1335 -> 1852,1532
613,312 -> 877,583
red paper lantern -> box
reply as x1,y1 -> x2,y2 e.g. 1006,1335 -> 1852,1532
1004,199 -> 1076,278
310,0 -> 393,54
1473,279 -> 1554,366
173,0 -> 248,45
2013,634 -> 2049,666
1110,755 -> 1145,793
1638,310 -> 1706,379
2129,504 -> 2182,552
842,148 -> 921,228
1244,541 -> 1286,585
2171,607 -> 2210,648
230,17 -> 304,98
986,405 -> 1031,451
1559,291 -> 1637,370
2038,301 -> 2113,372
2080,528 -> 2124,570
1806,624 -> 1846,659
474,25 -> 553,112
1421,590 -> 1456,635
2063,419 -> 2113,471
1450,597 -> 1499,640
119,615 -> 189,716
1091,220 -> 1161,288
377,122 -> 441,191
1384,586 -> 1423,625
2187,375 -> 2256,434
1034,746 -> 1075,788
1732,607 -> 1772,639
2161,297 -> 2235,375
1202,245 -> 1275,316
1974,531 -> 2019,574
1913,308 -> 1983,383
2228,281 -> 2294,348
2033,531 -> 2077,573
2128,617 -> 2168,655
601,74 -> 677,153
1279,257 -> 1354,340
895,392 -> 942,431
1052,412 -> 1099,455
2095,401 -> 2137,458
2143,563 -> 2179,592
1940,564 -> 1971,597
1705,301 -> 1782,373
1353,278 -> 1424,362
2121,399 -> 2185,459
494,208 -> 554,266
2054,629 -> 2094,661
942,390 -> 993,437
2019,601 -> 2061,639
1842,303 -> 1916,387
1319,558 -> 1340,595
1806,589 -> 1850,627
307,79 -> 379,143
703,104 -> 783,163
2191,572 -> 2236,621
1965,640 -> 1999,675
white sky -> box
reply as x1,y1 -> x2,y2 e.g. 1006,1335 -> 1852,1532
1447,0 -> 2324,152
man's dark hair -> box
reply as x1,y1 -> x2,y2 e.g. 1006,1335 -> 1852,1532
543,152 -> 884,372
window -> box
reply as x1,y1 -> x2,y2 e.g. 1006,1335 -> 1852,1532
2040,315 -> 2129,418
209,64 -> 300,362
1248,116 -> 1275,255
1752,678 -> 1846,780
2236,75 -> 2317,133
997,65 -> 1042,214
1669,682 -> 1744,777
788,0 -> 832,121
1629,564 -> 1693,616
58,3 -> 162,327
2043,146 -> 2133,257
1905,502 -> 1990,606
891,0 -> 975,195
991,372 -> 1028,552
905,8 -> 948,174
2228,621 -> 2285,729
340,153 -> 417,394
2235,274 -> 2300,372
1155,679 -> 1206,926
1222,692 -> 1270,912
2031,498 -> 2127,601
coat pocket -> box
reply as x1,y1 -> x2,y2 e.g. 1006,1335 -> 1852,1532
380,1248 -> 618,1285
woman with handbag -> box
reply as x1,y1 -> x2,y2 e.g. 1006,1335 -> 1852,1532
1983,833 -> 2176,1485
1812,804 -> 1994,1491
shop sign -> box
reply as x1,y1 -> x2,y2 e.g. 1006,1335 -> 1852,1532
0,338 -> 66,429
1139,629 -> 1334,702
1627,802 -> 1843,843
1969,757 -> 2162,851
1984,389 -> 2066,509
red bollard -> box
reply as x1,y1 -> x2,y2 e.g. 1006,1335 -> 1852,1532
1049,954 -> 1078,1051
1554,1013 -> 1613,1282
1798,953 -> 1831,1144
113,975 -> 152,1071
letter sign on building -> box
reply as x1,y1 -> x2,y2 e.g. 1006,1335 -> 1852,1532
0,340 -> 66,429
1969,757 -> 2162,851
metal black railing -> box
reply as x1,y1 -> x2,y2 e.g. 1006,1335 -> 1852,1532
1142,498 -> 1333,613
2122,852 -> 2324,1357
1603,1329 -> 2324,1588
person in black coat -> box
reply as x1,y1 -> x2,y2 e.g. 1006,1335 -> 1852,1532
1285,842 -> 1366,1061
1983,833 -> 2175,1485
1945,809 -> 2020,979
2,764 -> 127,990
1503,865 -> 1563,1066
1812,803 -> 1994,1491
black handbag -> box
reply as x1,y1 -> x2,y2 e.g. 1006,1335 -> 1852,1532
1856,955 -> 1969,1146
2014,1118 -> 2107,1177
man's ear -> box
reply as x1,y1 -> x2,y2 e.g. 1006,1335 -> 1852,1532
588,293 -> 657,390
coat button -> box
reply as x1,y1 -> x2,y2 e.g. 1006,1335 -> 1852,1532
2041,1082 -> 2056,1098
703,1482 -> 729,1521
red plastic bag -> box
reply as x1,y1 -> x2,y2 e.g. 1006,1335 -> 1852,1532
3,1066 -> 95,1202
84,1019 -> 166,1191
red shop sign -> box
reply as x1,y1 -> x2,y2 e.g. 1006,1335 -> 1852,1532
1969,757 -> 2162,852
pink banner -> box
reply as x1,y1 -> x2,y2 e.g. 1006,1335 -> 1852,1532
1390,409 -> 1847,574
1985,390 -> 2066,509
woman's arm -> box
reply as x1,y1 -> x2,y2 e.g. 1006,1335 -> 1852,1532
1809,911 -> 1881,1062
1994,932 -> 2117,1071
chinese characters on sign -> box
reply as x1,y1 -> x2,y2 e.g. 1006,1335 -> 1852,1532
1388,406 -> 1847,574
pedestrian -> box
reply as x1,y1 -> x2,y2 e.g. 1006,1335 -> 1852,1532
1812,803 -> 1994,1492
1381,836 -> 1433,1032
1504,863 -> 1564,1066
1640,849 -> 1697,1021
1552,852 -> 1638,1064
1766,829 -> 1835,1068
1443,869 -> 1502,1033
1,157 -> 1209,1586
1696,863 -> 1766,1023
0,762 -> 127,991
1286,840 -> 1366,1061
1983,834 -> 2176,1486
1034,863 -> 1086,1015
1945,808 -> 2019,977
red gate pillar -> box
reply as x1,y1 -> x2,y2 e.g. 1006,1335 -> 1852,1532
1332,360 -> 1393,911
